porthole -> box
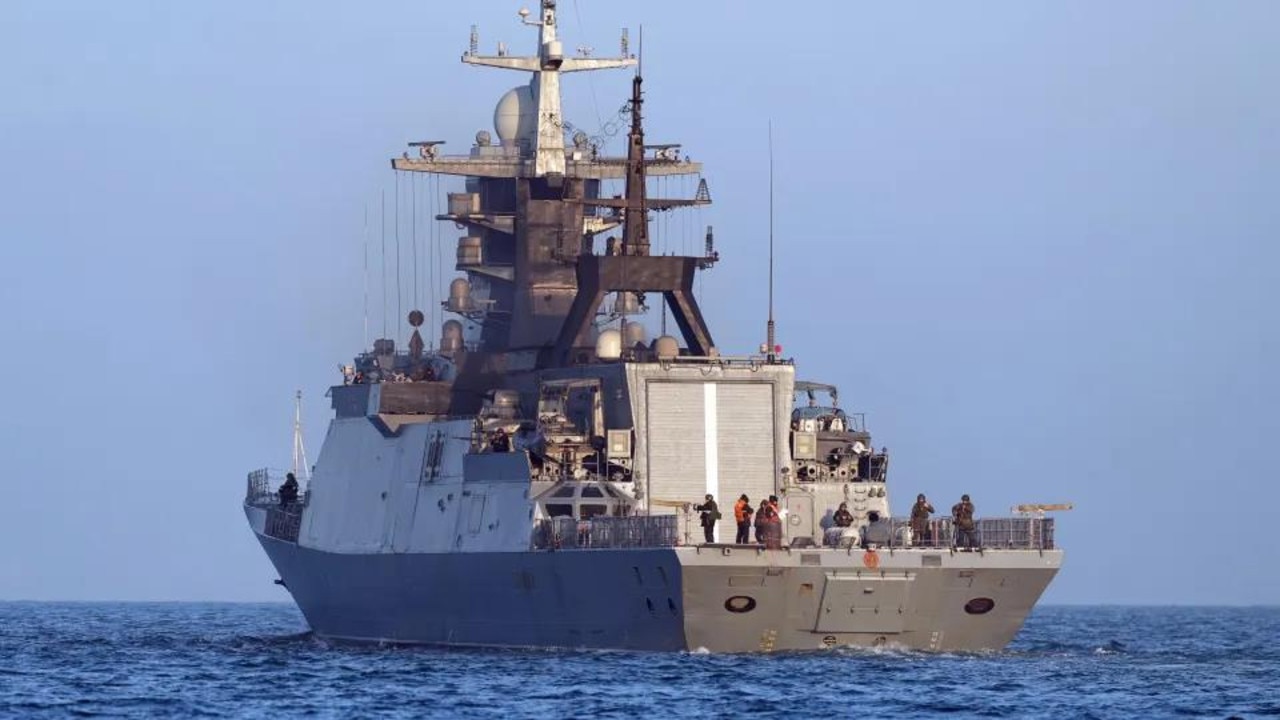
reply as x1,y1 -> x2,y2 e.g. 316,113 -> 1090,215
964,597 -> 996,615
724,595 -> 757,613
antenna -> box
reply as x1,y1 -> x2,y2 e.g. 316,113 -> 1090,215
362,204 -> 369,348
292,390 -> 310,484
395,172 -> 403,345
766,121 -> 777,363
380,189 -> 388,339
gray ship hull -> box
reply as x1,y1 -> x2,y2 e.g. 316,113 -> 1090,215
258,533 -> 1061,653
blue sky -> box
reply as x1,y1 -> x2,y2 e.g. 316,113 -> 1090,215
1,1 -> 1276,604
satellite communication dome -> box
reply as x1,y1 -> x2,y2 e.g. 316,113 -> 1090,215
447,277 -> 473,312
623,322 -> 646,348
441,319 -> 465,355
653,335 -> 679,360
595,329 -> 622,360
494,85 -> 536,145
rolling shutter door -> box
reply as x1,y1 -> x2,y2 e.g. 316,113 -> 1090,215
645,382 -> 706,506
716,383 -> 776,507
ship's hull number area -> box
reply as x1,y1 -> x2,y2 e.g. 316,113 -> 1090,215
724,596 -> 757,613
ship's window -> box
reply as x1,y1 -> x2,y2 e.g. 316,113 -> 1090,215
581,486 -> 604,498
724,596 -> 757,613
580,504 -> 608,519
552,486 -> 576,498
546,503 -> 573,518
964,597 -> 996,615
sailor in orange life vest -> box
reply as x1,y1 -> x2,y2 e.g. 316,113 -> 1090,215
733,494 -> 753,544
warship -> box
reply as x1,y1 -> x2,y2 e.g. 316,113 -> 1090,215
244,1 -> 1067,652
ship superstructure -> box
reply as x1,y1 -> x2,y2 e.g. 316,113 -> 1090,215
243,1 -> 1065,652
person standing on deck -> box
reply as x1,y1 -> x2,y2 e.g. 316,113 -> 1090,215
754,498 -> 770,543
278,472 -> 299,509
952,494 -> 978,550
694,494 -> 720,544
763,495 -> 784,549
911,493 -> 935,546
733,494 -> 752,544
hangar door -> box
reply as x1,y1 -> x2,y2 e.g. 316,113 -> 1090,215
646,382 -> 776,537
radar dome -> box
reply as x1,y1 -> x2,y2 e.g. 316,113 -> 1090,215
440,319 -> 465,355
653,335 -> 679,360
596,329 -> 622,360
623,322 -> 646,348
494,85 -> 536,145
447,277 -> 473,312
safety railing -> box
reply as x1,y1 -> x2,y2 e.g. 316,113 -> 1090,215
244,468 -> 309,508
821,517 -> 1055,551
245,468 -> 307,544
532,515 -> 680,550
264,508 -> 302,543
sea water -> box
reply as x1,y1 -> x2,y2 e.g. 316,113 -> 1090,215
1,603 -> 1276,718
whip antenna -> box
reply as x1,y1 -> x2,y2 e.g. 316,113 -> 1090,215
363,204 -> 369,348
292,390 -> 310,484
766,121 -> 776,363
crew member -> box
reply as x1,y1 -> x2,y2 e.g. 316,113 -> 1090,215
279,472 -> 299,509
764,495 -> 784,549
694,494 -> 720,544
861,510 -> 891,548
733,494 -> 753,544
489,428 -> 511,453
952,494 -> 978,550
754,498 -> 770,543
832,502 -> 854,528
910,493 -> 935,546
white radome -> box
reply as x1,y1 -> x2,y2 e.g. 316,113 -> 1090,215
595,329 -> 622,360
494,85 -> 536,144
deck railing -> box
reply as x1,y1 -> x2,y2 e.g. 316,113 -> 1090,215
244,468 -> 309,508
532,515 -> 680,550
263,509 -> 302,543
245,468 -> 307,543
821,517 -> 1055,550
